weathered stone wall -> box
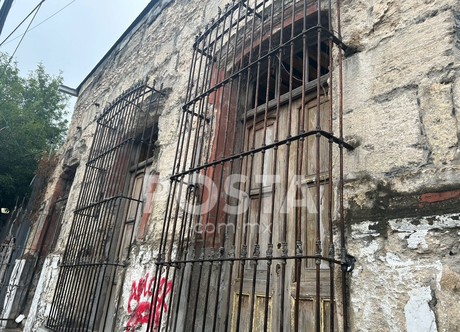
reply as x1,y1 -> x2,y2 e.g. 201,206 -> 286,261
24,1 -> 233,331
341,0 -> 460,331
23,0 -> 460,331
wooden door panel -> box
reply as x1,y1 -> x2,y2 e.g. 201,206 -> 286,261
233,96 -> 333,331
232,293 -> 272,332
290,297 -> 336,332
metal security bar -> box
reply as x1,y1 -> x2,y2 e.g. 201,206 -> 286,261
47,82 -> 164,331
0,161 -> 75,328
150,0 -> 353,331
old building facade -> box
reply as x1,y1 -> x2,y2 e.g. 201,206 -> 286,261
1,0 -> 459,331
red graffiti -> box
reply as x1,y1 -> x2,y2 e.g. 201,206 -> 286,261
126,274 -> 173,331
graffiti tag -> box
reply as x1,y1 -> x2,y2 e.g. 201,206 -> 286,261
126,274 -> 173,331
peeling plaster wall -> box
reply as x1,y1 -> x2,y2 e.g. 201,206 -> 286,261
349,215 -> 460,332
22,0 -> 460,331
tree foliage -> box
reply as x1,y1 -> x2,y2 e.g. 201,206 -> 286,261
0,53 -> 69,210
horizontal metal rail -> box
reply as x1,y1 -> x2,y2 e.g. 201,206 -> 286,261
171,129 -> 353,180
156,254 -> 343,266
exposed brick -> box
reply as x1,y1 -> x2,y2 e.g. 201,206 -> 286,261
420,190 -> 460,204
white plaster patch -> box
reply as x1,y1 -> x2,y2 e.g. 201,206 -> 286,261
358,239 -> 380,263
407,229 -> 429,250
389,213 -> 460,249
404,286 -> 438,332
44,303 -> 51,317
397,231 -> 412,240
23,255 -> 61,332
351,221 -> 381,239
382,252 -> 406,268
1,259 -> 26,327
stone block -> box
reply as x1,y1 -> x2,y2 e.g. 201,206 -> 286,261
419,82 -> 458,165
344,89 -> 425,174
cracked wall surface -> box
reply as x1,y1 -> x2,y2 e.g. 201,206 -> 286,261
342,0 -> 460,331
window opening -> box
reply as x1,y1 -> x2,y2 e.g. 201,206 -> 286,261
149,1 -> 354,332
135,121 -> 160,165
46,82 -> 164,331
0,163 -> 77,328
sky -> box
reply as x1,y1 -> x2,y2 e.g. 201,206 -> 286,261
0,0 -> 151,114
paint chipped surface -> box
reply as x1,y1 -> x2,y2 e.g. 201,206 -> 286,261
404,287 -> 438,332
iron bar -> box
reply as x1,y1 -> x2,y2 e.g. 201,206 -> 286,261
294,0 -> 304,329
241,1 -> 263,20
171,129 -> 353,180
315,1 -> 323,330
210,5 -> 240,330
190,14 -> 228,330
246,0 -> 269,330
193,0 -> 265,47
201,7 -> 233,332
182,17 -> 221,332
235,0 -> 260,328
73,195 -> 143,213
262,2 -> 277,330
221,6 -> 246,331
278,2 -> 287,330
185,24 -> 344,111
157,254 -> 342,265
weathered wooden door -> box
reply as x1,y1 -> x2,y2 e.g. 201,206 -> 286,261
158,1 -> 352,331
233,93 -> 334,331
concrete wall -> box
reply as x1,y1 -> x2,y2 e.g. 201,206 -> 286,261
21,0 -> 460,331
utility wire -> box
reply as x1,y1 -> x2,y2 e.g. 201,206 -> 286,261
0,0 -> 45,47
1,0 -> 76,47
8,0 -> 44,63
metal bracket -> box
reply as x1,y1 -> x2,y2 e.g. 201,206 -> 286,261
342,253 -> 356,273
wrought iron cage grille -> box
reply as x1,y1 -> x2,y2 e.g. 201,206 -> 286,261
47,82 -> 164,331
150,0 -> 352,331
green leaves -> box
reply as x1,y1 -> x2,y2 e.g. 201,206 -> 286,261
0,52 -> 69,210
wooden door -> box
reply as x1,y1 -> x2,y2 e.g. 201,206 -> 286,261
233,94 -> 334,331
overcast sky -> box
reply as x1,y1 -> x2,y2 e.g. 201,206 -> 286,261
1,0 -> 151,114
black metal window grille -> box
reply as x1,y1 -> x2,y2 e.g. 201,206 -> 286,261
47,82 -> 164,331
0,166 -> 75,328
150,1 -> 353,331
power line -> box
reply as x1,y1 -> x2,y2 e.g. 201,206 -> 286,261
0,0 -> 44,47
8,1 -> 43,63
0,0 -> 76,47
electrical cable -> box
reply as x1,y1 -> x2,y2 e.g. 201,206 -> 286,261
0,0 -> 76,47
8,0 -> 43,63
0,0 -> 45,47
